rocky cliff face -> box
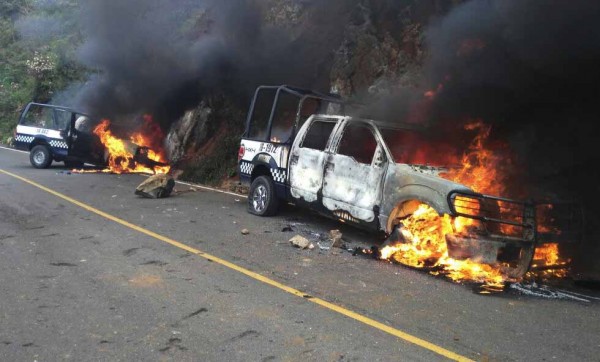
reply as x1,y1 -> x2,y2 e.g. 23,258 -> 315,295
167,0 -> 452,187
166,95 -> 244,186
330,4 -> 424,97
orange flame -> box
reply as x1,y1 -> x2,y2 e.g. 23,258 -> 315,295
529,243 -> 570,279
441,121 -> 507,196
85,118 -> 170,174
380,204 -> 506,289
533,243 -> 561,266
379,120 -> 568,288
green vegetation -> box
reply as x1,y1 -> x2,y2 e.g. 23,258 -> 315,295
180,131 -> 242,186
0,0 -> 85,143
179,97 -> 245,186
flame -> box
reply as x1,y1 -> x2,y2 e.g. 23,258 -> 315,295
78,117 -> 170,174
441,121 -> 506,195
533,243 -> 561,266
528,243 -> 571,279
380,204 -> 506,288
379,120 -> 568,289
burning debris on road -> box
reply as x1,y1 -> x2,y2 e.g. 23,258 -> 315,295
373,207 -> 574,293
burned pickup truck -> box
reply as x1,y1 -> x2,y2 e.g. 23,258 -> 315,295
238,85 -> 581,278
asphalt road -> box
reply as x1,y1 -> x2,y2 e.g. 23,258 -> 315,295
0,146 -> 599,362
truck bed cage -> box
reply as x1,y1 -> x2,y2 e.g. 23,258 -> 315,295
20,103 -> 92,120
243,85 -> 347,144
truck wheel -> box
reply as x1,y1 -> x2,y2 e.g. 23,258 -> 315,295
30,145 -> 52,169
248,175 -> 279,216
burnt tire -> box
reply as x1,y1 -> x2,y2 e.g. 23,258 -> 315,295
30,145 -> 52,169
248,175 -> 279,216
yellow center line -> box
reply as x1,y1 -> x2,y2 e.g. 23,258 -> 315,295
0,168 -> 473,362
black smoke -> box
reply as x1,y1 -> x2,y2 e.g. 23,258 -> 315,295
425,1 -> 600,183
71,0 -> 354,128
421,0 -> 600,267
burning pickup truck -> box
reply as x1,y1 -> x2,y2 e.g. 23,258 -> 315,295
14,103 -> 106,168
238,85 -> 582,283
14,102 -> 169,174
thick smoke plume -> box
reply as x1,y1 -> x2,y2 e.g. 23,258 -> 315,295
425,1 -> 600,178
433,9 -> 598,169
72,0 -> 352,128
421,1 -> 600,265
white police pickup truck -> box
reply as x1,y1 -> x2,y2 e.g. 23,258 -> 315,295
238,85 -> 582,277
14,103 -> 107,169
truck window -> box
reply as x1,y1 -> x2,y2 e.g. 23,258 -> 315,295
270,91 -> 299,143
54,109 -> 72,130
247,88 -> 277,140
337,123 -> 377,164
301,120 -> 336,151
21,105 -> 54,129
380,128 -> 456,166
297,98 -> 320,130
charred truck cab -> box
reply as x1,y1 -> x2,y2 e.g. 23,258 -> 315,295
239,85 -> 582,278
14,103 -> 107,169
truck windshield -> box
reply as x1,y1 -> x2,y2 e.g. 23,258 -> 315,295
379,127 -> 456,166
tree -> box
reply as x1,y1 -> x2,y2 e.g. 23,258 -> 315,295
0,0 -> 85,143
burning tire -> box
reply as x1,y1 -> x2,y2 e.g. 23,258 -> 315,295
30,145 -> 52,169
386,200 -> 423,235
248,175 -> 279,216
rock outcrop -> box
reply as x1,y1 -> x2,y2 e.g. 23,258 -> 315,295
166,101 -> 212,166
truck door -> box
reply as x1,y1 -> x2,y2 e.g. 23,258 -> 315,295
67,114 -> 107,165
53,108 -> 73,143
321,122 -> 387,223
68,114 -> 91,157
289,118 -> 339,204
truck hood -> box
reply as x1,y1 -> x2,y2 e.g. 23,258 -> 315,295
394,163 -> 472,192
381,163 -> 473,216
